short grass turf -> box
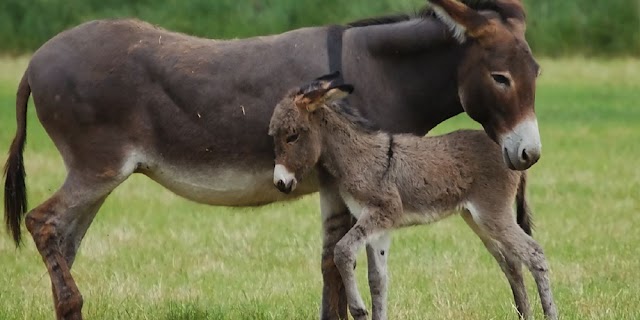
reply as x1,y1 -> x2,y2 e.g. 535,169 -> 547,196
0,56 -> 639,319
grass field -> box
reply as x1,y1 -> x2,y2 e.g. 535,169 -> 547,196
0,56 -> 639,320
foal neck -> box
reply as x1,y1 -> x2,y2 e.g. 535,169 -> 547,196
314,105 -> 392,180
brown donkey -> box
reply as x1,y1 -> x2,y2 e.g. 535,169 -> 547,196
269,73 -> 557,320
4,0 -> 542,318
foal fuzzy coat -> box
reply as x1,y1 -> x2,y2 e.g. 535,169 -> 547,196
270,86 -> 556,319
293,102 -> 524,227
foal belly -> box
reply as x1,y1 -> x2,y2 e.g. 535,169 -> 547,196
340,191 -> 455,227
144,163 -> 318,207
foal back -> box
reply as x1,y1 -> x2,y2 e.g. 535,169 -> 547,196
392,130 -> 522,216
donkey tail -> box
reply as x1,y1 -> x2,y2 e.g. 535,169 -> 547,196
516,172 -> 533,236
4,70 -> 30,247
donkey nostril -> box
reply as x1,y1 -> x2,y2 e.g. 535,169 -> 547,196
521,148 -> 529,162
276,180 -> 285,190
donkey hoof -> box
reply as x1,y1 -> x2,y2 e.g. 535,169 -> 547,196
57,295 -> 84,320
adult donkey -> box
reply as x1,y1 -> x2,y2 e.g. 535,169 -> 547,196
4,0 -> 541,319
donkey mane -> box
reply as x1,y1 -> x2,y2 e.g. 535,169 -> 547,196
347,13 -> 414,28
346,7 -> 432,28
346,0 -> 501,28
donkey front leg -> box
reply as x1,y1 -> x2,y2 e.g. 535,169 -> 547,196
319,180 -> 353,320
366,234 -> 391,320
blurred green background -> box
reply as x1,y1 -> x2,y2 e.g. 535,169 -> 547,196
1,0 -> 639,56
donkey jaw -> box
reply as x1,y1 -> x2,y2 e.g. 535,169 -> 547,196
273,164 -> 297,194
500,117 -> 542,171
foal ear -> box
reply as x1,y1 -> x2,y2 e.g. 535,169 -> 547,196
295,90 -> 325,112
295,84 -> 354,113
314,71 -> 342,83
429,0 -> 491,43
323,84 -> 354,104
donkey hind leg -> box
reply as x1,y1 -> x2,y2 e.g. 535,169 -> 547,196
471,208 -> 558,320
334,207 -> 392,320
319,184 -> 352,320
25,171 -> 129,320
461,211 -> 530,319
366,233 -> 391,320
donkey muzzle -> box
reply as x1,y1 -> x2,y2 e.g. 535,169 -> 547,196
501,117 -> 542,170
273,164 -> 297,194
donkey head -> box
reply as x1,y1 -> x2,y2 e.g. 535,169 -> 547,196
269,72 -> 353,194
430,0 -> 541,170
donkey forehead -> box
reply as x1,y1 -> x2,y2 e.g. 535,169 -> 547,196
480,28 -> 539,73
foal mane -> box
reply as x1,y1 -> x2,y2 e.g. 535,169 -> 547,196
326,101 -> 379,134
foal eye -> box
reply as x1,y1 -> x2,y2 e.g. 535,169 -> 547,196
286,133 -> 300,143
491,73 -> 511,87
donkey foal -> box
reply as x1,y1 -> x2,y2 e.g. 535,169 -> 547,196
269,73 -> 557,320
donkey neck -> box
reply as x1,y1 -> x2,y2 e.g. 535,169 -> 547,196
314,106 -> 392,181
341,18 -> 466,135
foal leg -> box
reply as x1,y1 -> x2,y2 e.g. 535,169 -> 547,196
474,210 -> 558,320
25,171 -> 127,320
366,233 -> 391,320
500,226 -> 557,319
334,217 -> 372,320
334,205 -> 395,320
461,211 -> 530,319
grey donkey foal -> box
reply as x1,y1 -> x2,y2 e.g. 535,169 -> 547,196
268,73 -> 557,320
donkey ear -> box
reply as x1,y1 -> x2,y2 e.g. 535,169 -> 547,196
494,0 -> 527,37
323,84 -> 354,104
429,0 -> 491,43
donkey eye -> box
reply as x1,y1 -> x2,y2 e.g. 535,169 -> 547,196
286,133 -> 300,143
491,73 -> 511,87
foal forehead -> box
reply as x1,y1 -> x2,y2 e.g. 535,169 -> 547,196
270,102 -> 302,133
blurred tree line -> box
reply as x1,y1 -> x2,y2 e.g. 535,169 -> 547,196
1,0 -> 638,56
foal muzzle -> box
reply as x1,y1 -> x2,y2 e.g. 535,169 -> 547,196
273,164 -> 297,194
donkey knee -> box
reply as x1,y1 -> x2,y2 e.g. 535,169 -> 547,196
25,209 -> 59,248
333,242 -> 355,272
25,208 -> 45,235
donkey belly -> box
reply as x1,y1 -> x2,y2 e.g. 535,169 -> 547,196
143,161 -> 318,207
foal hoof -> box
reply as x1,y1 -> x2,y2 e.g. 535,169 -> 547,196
350,308 -> 369,320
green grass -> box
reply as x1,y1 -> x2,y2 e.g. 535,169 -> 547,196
0,56 -> 639,319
